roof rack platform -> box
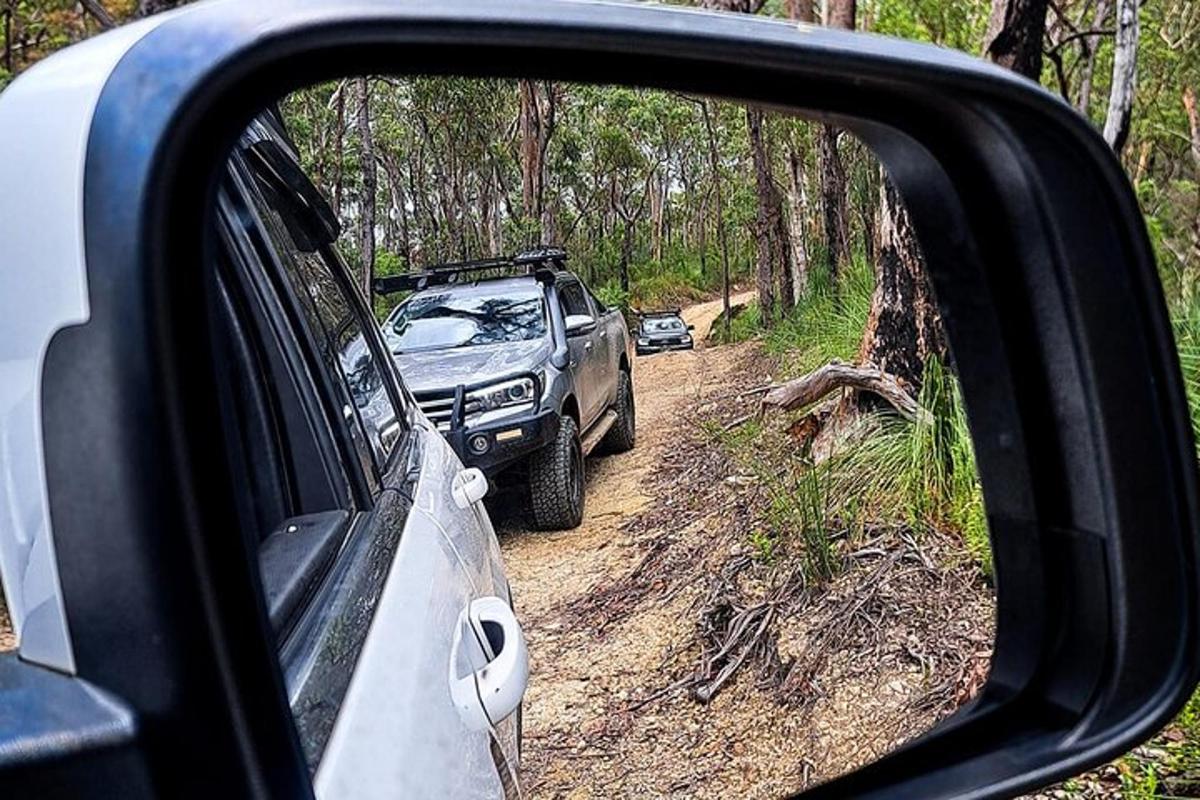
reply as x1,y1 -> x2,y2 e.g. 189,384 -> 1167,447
372,247 -> 567,295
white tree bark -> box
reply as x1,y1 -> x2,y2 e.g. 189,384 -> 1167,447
785,147 -> 810,301
1102,0 -> 1139,156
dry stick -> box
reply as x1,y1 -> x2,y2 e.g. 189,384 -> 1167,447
760,361 -> 928,423
80,0 -> 116,27
738,384 -> 775,399
722,412 -> 756,431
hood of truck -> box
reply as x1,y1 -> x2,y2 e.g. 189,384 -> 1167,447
393,337 -> 552,393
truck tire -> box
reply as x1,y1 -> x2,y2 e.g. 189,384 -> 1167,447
529,416 -> 585,530
600,370 -> 636,454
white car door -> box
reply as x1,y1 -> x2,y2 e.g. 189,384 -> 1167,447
314,421 -> 525,800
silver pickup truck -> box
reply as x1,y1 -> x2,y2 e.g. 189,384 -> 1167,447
375,252 -> 636,530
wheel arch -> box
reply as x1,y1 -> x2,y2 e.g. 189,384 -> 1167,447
560,394 -> 580,427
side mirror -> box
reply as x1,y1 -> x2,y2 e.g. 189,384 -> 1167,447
13,3 -> 1199,799
564,314 -> 596,336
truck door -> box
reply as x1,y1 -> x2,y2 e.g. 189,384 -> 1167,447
558,280 -> 605,427
585,286 -> 618,408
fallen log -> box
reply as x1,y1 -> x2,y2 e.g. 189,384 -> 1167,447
760,361 -> 926,422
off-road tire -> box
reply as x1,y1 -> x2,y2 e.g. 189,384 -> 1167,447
600,370 -> 636,454
529,416 -> 585,530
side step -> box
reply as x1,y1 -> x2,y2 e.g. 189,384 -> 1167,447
580,409 -> 618,456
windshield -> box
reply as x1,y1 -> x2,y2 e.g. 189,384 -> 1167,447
385,287 -> 547,354
642,317 -> 685,334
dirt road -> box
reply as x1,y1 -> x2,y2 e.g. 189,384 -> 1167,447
500,290 -> 756,636
498,292 -> 994,798
499,292 -> 828,798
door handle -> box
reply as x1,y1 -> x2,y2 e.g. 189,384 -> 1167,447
599,329 -> 608,338
449,597 -> 529,731
584,341 -> 594,352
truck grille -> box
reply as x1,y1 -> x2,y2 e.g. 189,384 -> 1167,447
413,390 -> 482,432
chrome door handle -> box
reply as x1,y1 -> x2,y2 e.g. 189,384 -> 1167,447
584,341 -> 594,351
599,329 -> 608,338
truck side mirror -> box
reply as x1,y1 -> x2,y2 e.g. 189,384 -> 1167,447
564,314 -> 596,336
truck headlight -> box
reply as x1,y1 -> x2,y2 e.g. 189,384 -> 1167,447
638,337 -> 650,346
468,376 -> 537,412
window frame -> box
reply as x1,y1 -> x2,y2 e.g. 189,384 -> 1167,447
557,278 -> 590,319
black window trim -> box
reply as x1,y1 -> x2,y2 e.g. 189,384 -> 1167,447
224,158 -> 378,508
313,239 -> 414,482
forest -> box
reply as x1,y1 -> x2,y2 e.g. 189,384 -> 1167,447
8,0 -> 1199,400
6,0 -> 1200,795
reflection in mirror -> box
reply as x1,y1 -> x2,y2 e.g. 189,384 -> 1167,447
221,75 -> 998,795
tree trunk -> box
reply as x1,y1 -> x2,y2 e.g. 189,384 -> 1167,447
620,218 -> 634,294
518,80 -> 558,245
983,0 -> 1049,79
817,0 -> 854,286
519,79 -> 542,240
816,126 -> 851,284
650,170 -> 665,263
859,176 -> 944,392
747,106 -> 777,326
786,0 -> 816,23
379,151 -> 405,255
488,163 -> 504,256
1076,0 -> 1112,116
1183,87 -> 1200,303
787,0 -> 816,307
355,77 -> 376,300
332,82 -> 346,220
786,146 -> 810,301
824,0 -> 855,28
701,101 -> 734,337
854,161 -> 879,269
772,183 -> 795,314
1102,0 -> 1139,156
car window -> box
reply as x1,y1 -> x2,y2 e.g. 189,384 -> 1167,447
585,286 -> 607,314
249,181 -> 401,483
643,317 -> 685,333
215,193 -> 353,524
558,281 -> 590,318
384,287 -> 547,354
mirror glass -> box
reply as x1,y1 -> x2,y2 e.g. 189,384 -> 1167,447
5,3 -> 1198,795
209,74 -> 999,795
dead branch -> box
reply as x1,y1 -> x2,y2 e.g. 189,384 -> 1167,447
760,361 -> 926,422
80,0 -> 116,28
722,412 -> 755,431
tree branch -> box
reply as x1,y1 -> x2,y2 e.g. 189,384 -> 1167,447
760,361 -> 926,423
1046,27 -> 1115,54
79,0 -> 116,28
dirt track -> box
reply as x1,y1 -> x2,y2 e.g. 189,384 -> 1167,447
498,292 -> 995,799
498,291 -> 779,798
